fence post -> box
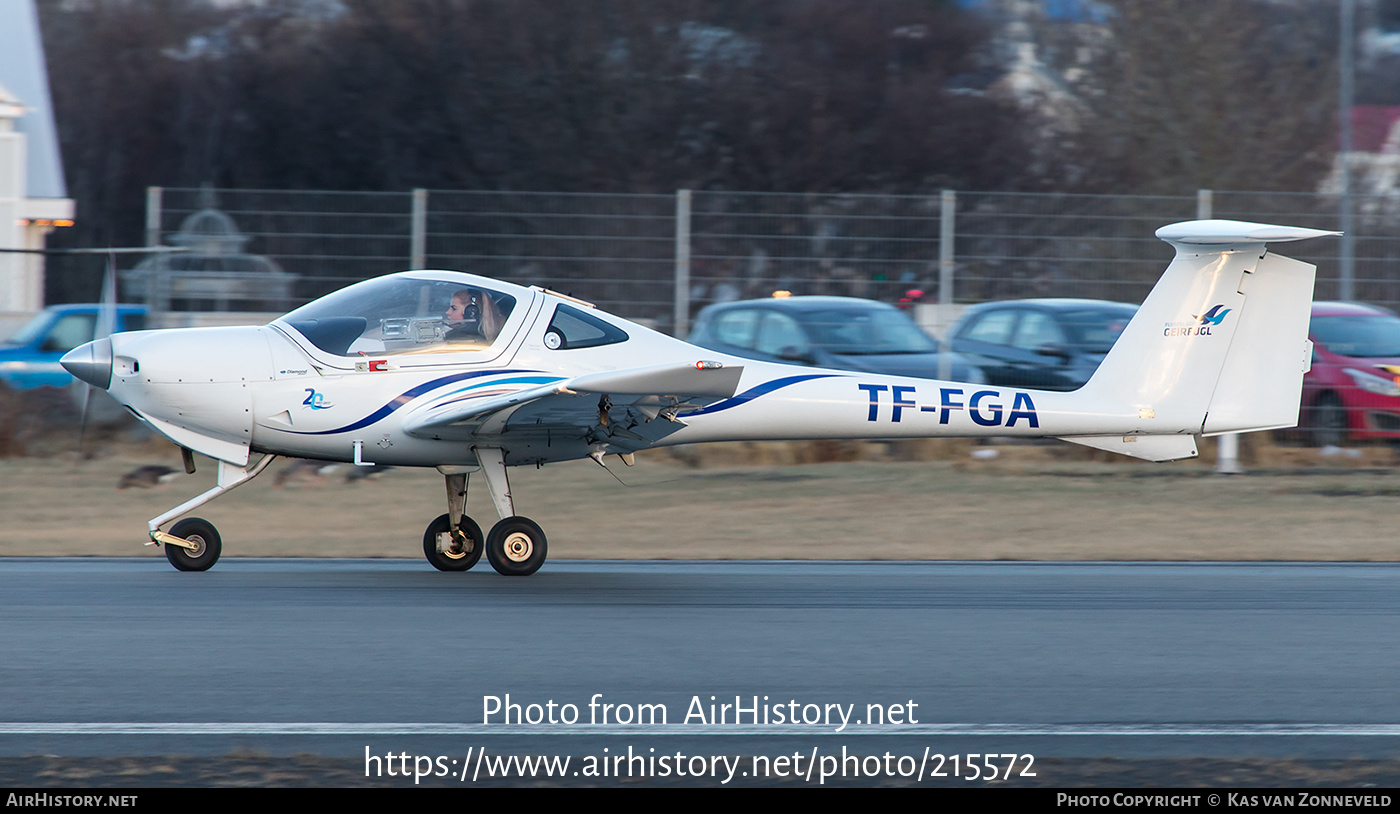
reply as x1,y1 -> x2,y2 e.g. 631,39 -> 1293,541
144,186 -> 162,249
674,189 -> 692,337
938,189 -> 956,380
410,188 -> 428,270
143,186 -> 166,314
1339,0 -> 1356,302
1197,189 -> 1244,474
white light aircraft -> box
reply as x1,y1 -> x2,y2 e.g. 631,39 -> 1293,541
63,220 -> 1336,575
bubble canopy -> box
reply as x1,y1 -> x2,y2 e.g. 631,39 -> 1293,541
275,272 -> 531,357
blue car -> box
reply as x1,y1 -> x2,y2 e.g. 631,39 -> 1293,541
948,298 -> 1137,391
688,296 -> 985,383
0,305 -> 148,389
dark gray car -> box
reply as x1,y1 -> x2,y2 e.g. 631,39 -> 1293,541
688,296 -> 986,383
949,298 -> 1137,391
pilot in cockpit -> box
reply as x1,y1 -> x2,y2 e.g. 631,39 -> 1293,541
445,288 -> 504,343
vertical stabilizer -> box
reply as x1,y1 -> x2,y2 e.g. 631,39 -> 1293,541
1074,220 -> 1335,438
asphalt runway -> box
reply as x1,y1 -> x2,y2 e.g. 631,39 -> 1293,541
3,558 -> 1400,785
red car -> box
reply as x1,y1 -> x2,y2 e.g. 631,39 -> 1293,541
1301,301 -> 1400,445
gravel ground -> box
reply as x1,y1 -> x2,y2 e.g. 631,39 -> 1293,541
4,442 -> 1400,562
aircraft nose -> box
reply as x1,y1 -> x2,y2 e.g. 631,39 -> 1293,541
61,337 -> 114,390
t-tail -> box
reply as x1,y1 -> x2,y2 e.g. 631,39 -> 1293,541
1058,219 -> 1339,461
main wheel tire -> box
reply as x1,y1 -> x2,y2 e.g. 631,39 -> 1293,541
1310,392 -> 1350,447
422,513 -> 484,571
486,516 -> 548,576
165,517 -> 222,572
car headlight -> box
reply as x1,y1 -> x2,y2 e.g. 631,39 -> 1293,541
1343,367 -> 1400,397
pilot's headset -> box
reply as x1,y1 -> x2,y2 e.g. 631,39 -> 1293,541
449,288 -> 482,336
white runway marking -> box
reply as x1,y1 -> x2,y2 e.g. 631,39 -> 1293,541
4,723 -> 1400,736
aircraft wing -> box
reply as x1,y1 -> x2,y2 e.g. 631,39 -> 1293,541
400,360 -> 744,442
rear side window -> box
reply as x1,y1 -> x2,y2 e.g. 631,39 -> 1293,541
1311,314 -> 1400,357
753,312 -> 808,356
544,303 -> 629,350
711,309 -> 760,349
959,309 -> 1017,345
1011,311 -> 1065,351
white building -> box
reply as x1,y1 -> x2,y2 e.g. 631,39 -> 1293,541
1320,105 -> 1400,222
0,0 -> 75,316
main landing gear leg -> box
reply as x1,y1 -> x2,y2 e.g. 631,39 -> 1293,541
423,470 -> 484,571
148,454 -> 275,572
474,446 -> 548,576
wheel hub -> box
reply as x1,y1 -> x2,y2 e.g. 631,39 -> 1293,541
503,532 -> 533,562
185,535 -> 205,557
438,531 -> 470,559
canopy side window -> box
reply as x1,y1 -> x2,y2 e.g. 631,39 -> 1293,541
544,303 -> 629,350
281,276 -> 523,356
439,288 -> 516,347
286,317 -> 368,356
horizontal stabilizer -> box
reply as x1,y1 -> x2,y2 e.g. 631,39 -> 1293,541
1057,434 -> 1199,462
1155,220 -> 1341,246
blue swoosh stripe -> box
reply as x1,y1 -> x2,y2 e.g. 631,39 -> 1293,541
287,369 -> 538,435
690,374 -> 840,416
437,375 -> 562,400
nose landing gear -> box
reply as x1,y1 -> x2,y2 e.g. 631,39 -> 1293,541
149,455 -> 274,572
164,517 -> 222,572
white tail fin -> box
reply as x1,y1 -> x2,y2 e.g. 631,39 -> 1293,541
1063,220 -> 1337,459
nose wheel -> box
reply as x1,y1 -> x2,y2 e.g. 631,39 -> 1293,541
148,456 -> 274,572
485,517 -> 548,576
164,517 -> 222,572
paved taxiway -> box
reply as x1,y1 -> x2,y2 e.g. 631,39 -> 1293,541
3,559 -> 1399,761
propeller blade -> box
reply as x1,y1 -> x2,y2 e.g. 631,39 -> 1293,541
78,250 -> 120,458
96,249 -> 118,340
76,380 -> 93,458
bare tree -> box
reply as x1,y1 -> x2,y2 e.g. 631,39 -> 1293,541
1050,0 -> 1338,193
36,0 -> 1029,302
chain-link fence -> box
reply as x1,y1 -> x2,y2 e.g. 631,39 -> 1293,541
424,190 -> 676,322
147,185 -> 1400,324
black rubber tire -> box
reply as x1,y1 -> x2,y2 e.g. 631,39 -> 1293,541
165,517 -> 222,572
422,513 -> 484,571
1309,392 -> 1350,447
486,517 -> 548,576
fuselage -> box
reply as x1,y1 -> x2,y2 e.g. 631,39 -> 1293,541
70,270 -> 1164,471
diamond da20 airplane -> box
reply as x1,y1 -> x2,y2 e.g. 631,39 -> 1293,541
62,219 -> 1336,575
